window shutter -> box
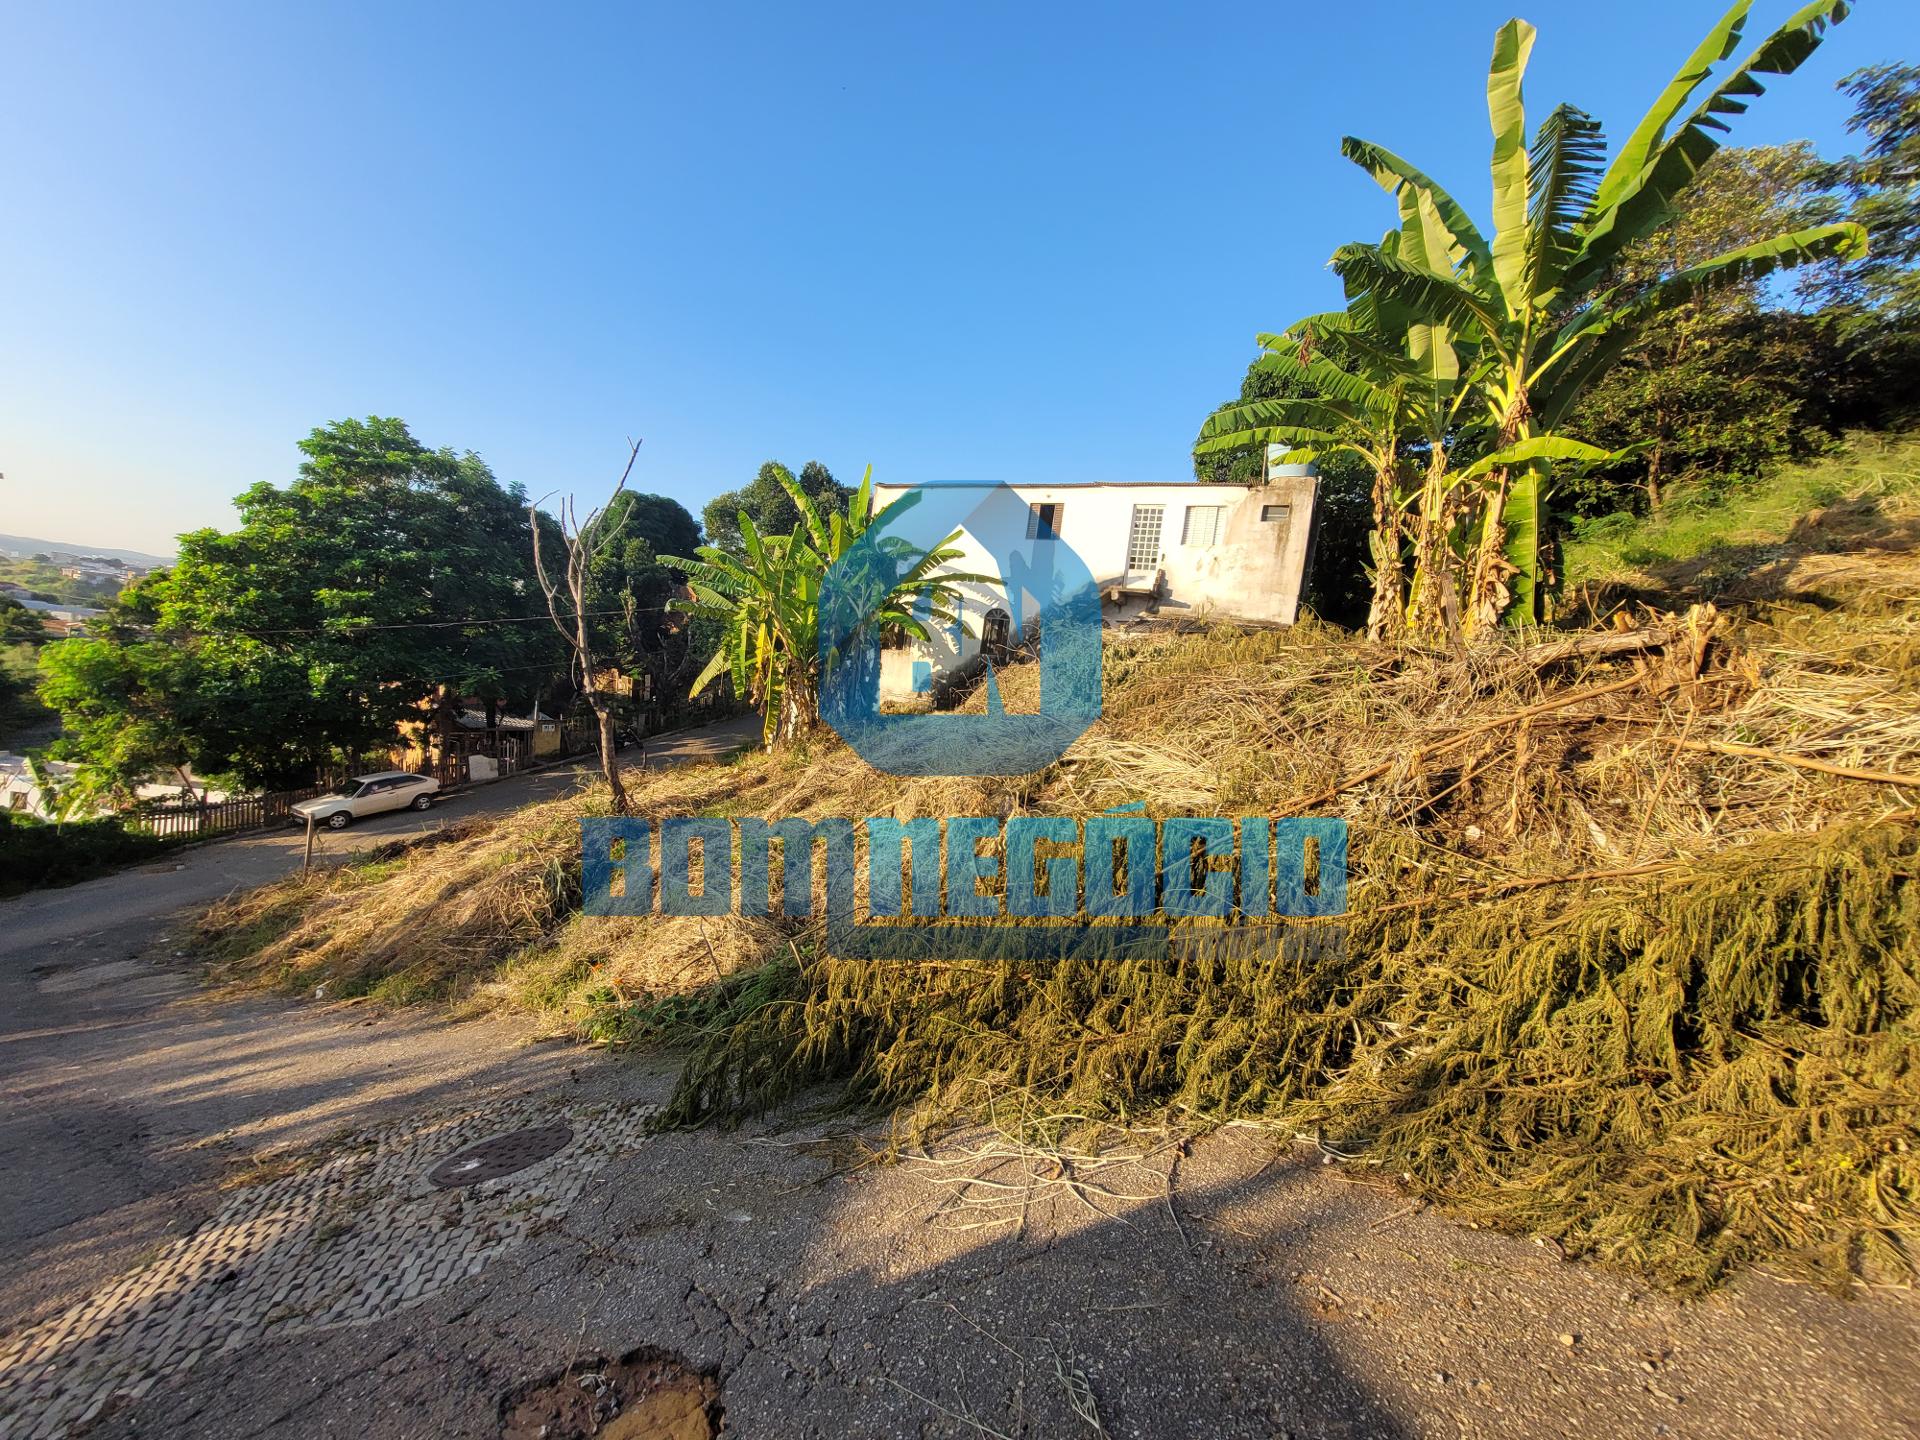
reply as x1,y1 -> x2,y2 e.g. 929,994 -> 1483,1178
1182,506 -> 1222,547
1027,503 -> 1063,540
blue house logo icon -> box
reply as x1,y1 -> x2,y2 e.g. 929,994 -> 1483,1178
817,484 -> 1103,777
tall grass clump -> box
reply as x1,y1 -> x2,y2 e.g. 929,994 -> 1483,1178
1564,432 -> 1920,591
198,453 -> 1920,1290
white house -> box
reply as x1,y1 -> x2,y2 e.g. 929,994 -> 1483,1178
9,596 -> 104,638
0,752 -> 80,819
870,456 -> 1319,701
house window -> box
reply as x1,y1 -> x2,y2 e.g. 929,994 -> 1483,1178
1260,504 -> 1292,523
1126,505 -> 1164,571
1025,502 -> 1064,540
981,606 -> 1011,662
1182,505 -> 1224,547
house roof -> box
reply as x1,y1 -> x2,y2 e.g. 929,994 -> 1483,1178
870,480 -> 1242,491
454,708 -> 547,731
12,597 -> 102,618
0,751 -> 77,782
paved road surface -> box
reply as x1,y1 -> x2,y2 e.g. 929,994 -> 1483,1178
0,714 -> 755,1432
2,706 -> 1918,1438
0,714 -> 759,959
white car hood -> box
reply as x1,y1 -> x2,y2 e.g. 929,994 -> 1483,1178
291,794 -> 351,815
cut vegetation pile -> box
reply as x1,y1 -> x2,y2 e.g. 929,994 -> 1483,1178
200,440 -> 1920,1291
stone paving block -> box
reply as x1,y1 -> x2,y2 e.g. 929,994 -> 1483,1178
0,1098 -> 659,1437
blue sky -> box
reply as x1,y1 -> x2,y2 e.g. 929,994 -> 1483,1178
2,1 -> 1914,556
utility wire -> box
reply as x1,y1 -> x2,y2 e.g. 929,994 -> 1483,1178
79,656 -> 704,706
221,604 -> 683,638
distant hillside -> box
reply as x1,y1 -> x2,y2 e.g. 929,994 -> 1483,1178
0,533 -> 174,568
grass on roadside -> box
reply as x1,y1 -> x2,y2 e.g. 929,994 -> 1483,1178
195,433 -> 1920,1294
1564,432 -> 1920,591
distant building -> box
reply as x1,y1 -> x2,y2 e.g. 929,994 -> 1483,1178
455,705 -> 568,759
56,556 -> 142,587
869,453 -> 1319,702
11,596 -> 103,637
0,752 -> 80,820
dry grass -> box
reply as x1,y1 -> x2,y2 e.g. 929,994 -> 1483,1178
196,444 -> 1920,1291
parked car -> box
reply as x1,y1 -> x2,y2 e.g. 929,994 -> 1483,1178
291,771 -> 440,830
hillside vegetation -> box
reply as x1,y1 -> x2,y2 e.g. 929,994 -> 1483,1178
201,437 -> 1920,1293
1566,433 -> 1920,594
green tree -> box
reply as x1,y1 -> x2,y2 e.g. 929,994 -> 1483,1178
582,490 -> 704,725
670,468 -> 979,747
701,461 -> 849,555
1807,63 -> 1920,320
38,418 -> 566,789
1331,1 -> 1866,631
34,635 -> 204,798
1559,145 -> 1842,514
0,598 -> 47,645
0,643 -> 55,745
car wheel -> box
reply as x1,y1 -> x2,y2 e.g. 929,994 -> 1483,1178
411,793 -> 433,811
326,811 -> 353,830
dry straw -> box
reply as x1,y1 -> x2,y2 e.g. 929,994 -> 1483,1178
200,481 -> 1920,1291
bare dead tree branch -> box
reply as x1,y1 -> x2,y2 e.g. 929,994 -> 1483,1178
529,438 -> 644,815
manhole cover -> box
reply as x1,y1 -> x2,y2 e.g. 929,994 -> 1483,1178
428,1122 -> 574,1187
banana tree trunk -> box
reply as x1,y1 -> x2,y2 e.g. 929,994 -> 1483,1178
1466,474 -> 1513,637
1364,464 -> 1406,644
1465,407 -> 1532,637
1365,532 -> 1404,643
1403,450 -> 1462,650
777,670 -> 817,743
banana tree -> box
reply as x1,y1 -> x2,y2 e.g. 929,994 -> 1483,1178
1196,216 -> 1481,643
1196,324 -> 1412,641
667,466 -> 982,748
1331,0 -> 1867,632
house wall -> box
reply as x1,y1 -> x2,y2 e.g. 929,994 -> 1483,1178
0,771 -> 45,817
0,753 -> 79,820
868,473 -> 1318,700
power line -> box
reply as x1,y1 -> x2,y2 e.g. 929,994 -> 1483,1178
79,656 -> 706,707
225,605 -> 683,638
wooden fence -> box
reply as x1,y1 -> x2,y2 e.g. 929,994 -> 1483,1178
130,784 -> 332,840
121,709 -> 724,844
126,737 -> 534,842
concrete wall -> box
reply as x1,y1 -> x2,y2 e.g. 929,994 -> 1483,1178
869,474 -> 1318,700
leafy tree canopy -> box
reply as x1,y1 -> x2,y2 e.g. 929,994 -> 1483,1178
1807,63 -> 1920,321
39,418 -> 567,791
701,461 -> 849,555
1559,145 -> 1848,514
581,489 -> 704,717
0,598 -> 47,645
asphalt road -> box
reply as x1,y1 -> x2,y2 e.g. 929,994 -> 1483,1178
0,714 -> 759,959
3,706 -> 1919,1438
0,712 -> 758,1375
